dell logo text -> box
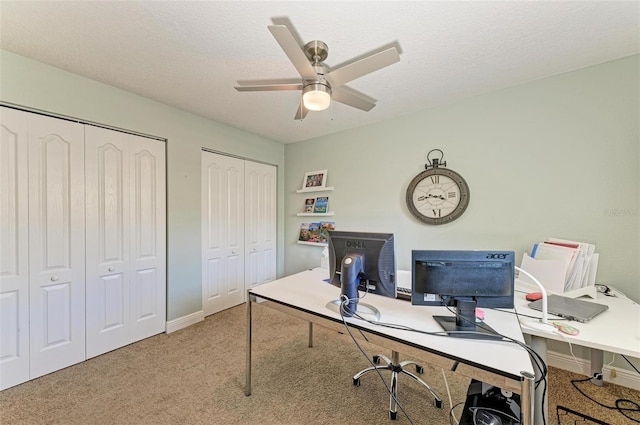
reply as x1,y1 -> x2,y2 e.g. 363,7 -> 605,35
345,240 -> 366,249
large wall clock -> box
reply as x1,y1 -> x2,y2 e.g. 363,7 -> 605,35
405,151 -> 470,225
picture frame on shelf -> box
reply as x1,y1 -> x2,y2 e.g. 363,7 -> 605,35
303,198 -> 315,213
313,196 -> 329,214
302,169 -> 328,190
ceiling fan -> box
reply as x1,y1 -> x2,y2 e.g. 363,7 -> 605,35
234,22 -> 401,120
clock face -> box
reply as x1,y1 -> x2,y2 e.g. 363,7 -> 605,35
406,168 -> 470,224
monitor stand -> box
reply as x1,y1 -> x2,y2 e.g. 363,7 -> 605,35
433,316 -> 502,340
326,299 -> 381,322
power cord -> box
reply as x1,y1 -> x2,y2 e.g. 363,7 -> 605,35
342,298 -> 548,425
441,368 -> 461,425
338,293 -> 417,425
443,305 -> 549,425
570,376 -> 640,423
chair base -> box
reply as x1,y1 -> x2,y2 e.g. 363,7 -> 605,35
352,350 -> 443,420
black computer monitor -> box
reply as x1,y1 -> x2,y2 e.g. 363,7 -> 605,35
411,250 -> 515,339
328,231 -> 396,317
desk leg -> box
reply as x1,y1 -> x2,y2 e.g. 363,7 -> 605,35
309,322 -> 314,348
520,370 -> 535,425
245,294 -> 253,396
530,335 -> 548,425
590,349 -> 604,386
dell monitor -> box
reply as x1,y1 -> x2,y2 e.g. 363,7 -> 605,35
411,250 -> 515,339
328,231 -> 396,318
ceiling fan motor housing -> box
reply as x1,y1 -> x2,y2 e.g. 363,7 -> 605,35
304,40 -> 329,64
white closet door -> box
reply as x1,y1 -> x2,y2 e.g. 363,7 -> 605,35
85,126 -> 131,358
85,126 -> 165,358
202,152 -> 245,316
245,161 -> 277,290
0,107 -> 30,390
129,135 -> 166,341
28,114 -> 85,379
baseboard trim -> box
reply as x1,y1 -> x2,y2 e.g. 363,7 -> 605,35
547,350 -> 640,391
165,310 -> 205,334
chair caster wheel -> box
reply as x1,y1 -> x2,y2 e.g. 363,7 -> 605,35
389,411 -> 398,420
416,365 -> 424,374
373,355 -> 380,364
435,399 -> 443,409
353,378 -> 360,387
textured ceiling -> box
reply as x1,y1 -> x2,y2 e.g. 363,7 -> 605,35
1,1 -> 638,144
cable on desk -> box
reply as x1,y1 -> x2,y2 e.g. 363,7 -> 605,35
497,307 -> 569,322
570,376 -> 640,423
338,293 -> 417,425
595,283 -> 629,298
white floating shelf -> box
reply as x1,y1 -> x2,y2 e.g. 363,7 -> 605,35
296,186 -> 334,193
297,241 -> 328,247
296,212 -> 334,217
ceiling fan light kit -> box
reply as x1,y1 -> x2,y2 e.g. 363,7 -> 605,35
302,82 -> 331,111
234,21 -> 400,119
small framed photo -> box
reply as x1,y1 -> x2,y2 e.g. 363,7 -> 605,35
302,170 -> 328,189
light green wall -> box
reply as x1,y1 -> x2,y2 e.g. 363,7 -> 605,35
285,55 -> 639,370
0,50 -> 286,322
285,55 -> 639,302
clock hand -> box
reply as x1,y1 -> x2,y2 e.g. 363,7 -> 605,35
418,194 -> 445,201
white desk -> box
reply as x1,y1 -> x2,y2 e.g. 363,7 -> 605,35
514,280 -> 640,425
246,269 -> 536,424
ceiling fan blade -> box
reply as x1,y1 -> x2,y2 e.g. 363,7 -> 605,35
332,87 -> 377,112
325,47 -> 400,87
235,82 -> 302,92
294,103 -> 309,120
268,25 -> 317,80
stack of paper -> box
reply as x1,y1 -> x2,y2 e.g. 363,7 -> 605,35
520,238 -> 599,295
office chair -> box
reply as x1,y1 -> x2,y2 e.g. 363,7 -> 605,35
352,350 -> 443,420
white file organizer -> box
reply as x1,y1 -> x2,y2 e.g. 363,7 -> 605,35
519,253 -> 598,299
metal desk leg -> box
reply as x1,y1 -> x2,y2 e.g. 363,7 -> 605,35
245,293 -> 254,396
530,335 -> 548,425
590,349 -> 604,386
520,370 -> 535,425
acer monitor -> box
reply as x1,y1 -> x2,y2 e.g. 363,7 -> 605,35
328,230 -> 396,318
411,250 -> 515,339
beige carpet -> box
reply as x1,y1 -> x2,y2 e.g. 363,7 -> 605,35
1,304 -> 638,424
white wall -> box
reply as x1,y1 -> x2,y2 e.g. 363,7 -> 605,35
285,55 -> 639,301
0,50 -> 286,322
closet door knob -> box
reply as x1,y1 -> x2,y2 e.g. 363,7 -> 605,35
50,275 -> 59,281
108,266 -> 115,272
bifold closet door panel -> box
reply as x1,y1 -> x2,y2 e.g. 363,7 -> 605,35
85,126 -> 166,359
201,152 -> 245,316
28,114 -> 86,379
244,161 -> 277,290
0,107 -> 30,390
128,134 -> 166,342
85,126 -> 132,358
